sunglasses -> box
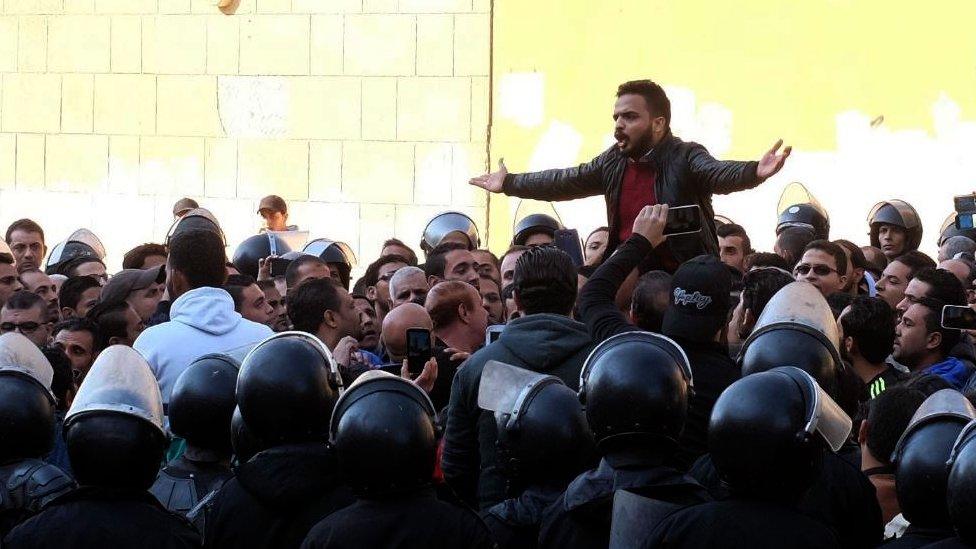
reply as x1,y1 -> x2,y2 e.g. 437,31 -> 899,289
794,264 -> 838,277
0,321 -> 45,334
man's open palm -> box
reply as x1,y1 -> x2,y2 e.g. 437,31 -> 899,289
469,159 -> 507,193
757,139 -> 792,180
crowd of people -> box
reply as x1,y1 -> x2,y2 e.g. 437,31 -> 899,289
3,79 -> 976,548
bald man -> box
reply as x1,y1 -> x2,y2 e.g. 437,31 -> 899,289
425,281 -> 488,355
381,302 -> 433,363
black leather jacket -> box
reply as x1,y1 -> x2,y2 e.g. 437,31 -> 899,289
502,134 -> 761,264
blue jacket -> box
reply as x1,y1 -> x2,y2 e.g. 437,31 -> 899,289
924,356 -> 974,390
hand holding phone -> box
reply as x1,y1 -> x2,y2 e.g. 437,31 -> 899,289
485,325 -> 505,346
664,204 -> 702,236
406,328 -> 433,375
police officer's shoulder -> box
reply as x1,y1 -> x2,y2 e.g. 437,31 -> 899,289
6,458 -> 75,512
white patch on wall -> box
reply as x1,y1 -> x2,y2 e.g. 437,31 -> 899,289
217,76 -> 289,138
499,72 -> 545,128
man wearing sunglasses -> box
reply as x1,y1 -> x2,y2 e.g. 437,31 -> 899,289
794,240 -> 849,298
0,290 -> 52,347
470,79 -> 791,273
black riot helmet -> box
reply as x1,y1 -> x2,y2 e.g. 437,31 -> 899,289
237,332 -> 343,446
231,406 -> 263,465
420,211 -> 480,255
0,333 -> 57,462
165,207 -> 225,247
776,182 -> 830,240
512,214 -> 562,246
947,420 -> 976,544
939,212 -> 976,247
478,361 -> 595,490
891,389 -> 976,529
168,353 -> 240,456
709,366 -> 851,502
302,239 -> 357,290
64,345 -> 168,490
578,331 -> 693,453
330,371 -> 436,497
868,199 -> 923,253
44,229 -> 107,275
739,281 -> 843,397
232,233 -> 293,279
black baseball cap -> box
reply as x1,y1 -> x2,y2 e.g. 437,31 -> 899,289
662,255 -> 732,342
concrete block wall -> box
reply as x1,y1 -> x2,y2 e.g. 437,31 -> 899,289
0,0 -> 491,272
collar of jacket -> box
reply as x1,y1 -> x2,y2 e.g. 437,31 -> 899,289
635,132 -> 678,166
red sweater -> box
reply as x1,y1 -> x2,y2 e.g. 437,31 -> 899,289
617,159 -> 657,242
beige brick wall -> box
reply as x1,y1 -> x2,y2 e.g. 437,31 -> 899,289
0,0 -> 491,271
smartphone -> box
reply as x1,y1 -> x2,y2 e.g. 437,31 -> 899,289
269,257 -> 292,278
406,328 -> 433,375
485,325 -> 505,346
664,205 -> 703,236
942,305 -> 976,331
956,213 -> 976,231
554,229 -> 585,267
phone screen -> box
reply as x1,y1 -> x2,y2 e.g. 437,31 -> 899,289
406,328 -> 432,375
485,325 -> 504,346
956,213 -> 976,231
270,257 -> 292,278
664,205 -> 703,236
943,305 -> 976,331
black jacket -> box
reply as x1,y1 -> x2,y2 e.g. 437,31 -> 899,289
442,314 -> 595,510
4,486 -> 201,549
502,135 -> 761,264
881,525 -> 955,548
301,487 -> 494,549
644,498 -> 840,548
481,486 -> 563,549
690,444 -> 883,549
538,456 -> 710,549
204,443 -> 353,549
578,233 -> 656,344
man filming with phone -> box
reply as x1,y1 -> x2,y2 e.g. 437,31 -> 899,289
470,79 -> 791,273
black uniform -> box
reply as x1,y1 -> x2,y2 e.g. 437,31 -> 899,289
4,486 -> 201,549
151,455 -> 233,533
644,498 -> 839,548
689,443 -> 882,548
0,458 -> 74,537
481,486 -> 562,549
883,526 -> 958,548
204,443 -> 352,549
538,457 -> 710,548
301,487 -> 493,549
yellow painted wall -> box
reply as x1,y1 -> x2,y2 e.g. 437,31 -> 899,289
489,0 -> 976,255
0,0 -> 490,269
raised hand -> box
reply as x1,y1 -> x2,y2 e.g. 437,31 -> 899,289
757,139 -> 792,181
632,204 -> 669,247
468,159 -> 508,193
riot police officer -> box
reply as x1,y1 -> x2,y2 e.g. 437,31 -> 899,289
166,208 -> 225,246
420,211 -> 480,256
204,332 -> 352,549
0,333 -> 74,537
538,331 -> 710,549
885,389 -> 976,548
477,361 -> 595,548
151,353 -> 239,534
712,281 -> 882,547
944,419 -> 976,548
302,239 -> 357,290
43,229 -> 107,276
512,214 -> 562,246
868,199 -> 923,261
638,367 -> 850,548
302,371 -> 493,548
4,345 -> 200,548
776,182 -> 830,241
232,234 -> 293,279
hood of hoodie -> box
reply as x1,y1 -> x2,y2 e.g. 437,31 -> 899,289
236,442 -> 342,509
495,314 -> 592,373
170,287 -> 244,336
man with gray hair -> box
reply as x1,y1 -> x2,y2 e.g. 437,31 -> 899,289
939,235 -> 976,262
388,266 -> 429,309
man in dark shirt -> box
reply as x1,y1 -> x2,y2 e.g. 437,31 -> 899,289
470,79 -> 791,270
838,296 -> 907,401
